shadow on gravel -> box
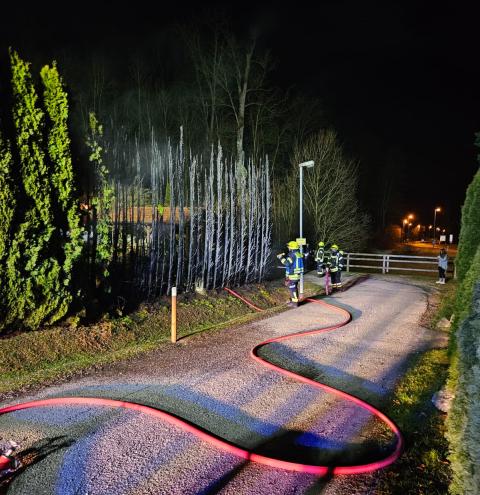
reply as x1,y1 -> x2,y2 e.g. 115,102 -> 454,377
38,383 -> 397,470
259,343 -> 384,401
197,461 -> 249,495
0,436 -> 74,494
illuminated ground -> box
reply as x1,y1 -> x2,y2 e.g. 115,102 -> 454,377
0,276 -> 444,494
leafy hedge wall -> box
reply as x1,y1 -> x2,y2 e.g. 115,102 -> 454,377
446,162 -> 480,494
0,51 -> 81,331
455,166 -> 480,282
447,255 -> 480,494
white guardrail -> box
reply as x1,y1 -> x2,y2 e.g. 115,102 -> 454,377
346,252 -> 456,277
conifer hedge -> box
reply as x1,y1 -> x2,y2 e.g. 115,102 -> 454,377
446,146 -> 480,493
447,245 -> 480,494
0,133 -> 15,298
0,51 -> 81,331
455,164 -> 480,282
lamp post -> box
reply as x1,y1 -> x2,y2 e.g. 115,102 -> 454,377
406,214 -> 414,242
299,160 -> 314,296
402,219 -> 408,242
433,207 -> 441,245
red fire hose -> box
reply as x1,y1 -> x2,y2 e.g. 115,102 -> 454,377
0,288 -> 402,477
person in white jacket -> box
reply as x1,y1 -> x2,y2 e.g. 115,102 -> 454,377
436,248 -> 448,284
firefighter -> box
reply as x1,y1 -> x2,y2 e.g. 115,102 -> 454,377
327,244 -> 346,290
276,241 -> 304,307
315,241 -> 326,276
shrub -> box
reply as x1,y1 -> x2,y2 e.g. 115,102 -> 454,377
1,51 -> 81,331
447,245 -> 480,494
455,166 -> 480,282
41,62 -> 83,316
0,133 -> 15,321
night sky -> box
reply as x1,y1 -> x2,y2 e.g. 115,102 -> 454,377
1,0 -> 479,234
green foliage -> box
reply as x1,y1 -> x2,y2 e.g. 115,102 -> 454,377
455,167 -> 480,282
5,50 -> 62,329
40,62 -> 83,312
0,51 -> 81,331
87,112 -> 113,281
0,133 -> 16,321
447,245 -> 480,494
446,148 -> 480,492
0,134 -> 15,265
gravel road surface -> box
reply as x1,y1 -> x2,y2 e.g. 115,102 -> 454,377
0,276 -> 445,494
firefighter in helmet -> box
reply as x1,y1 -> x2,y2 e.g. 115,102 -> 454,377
277,241 -> 304,307
326,244 -> 346,290
315,241 -> 326,276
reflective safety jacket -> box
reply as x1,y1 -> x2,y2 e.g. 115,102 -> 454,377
327,249 -> 340,272
278,249 -> 304,280
327,250 -> 347,272
315,246 -> 325,263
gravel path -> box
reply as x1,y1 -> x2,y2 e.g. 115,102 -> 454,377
0,276 -> 445,494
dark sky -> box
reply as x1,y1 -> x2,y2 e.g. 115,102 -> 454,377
1,0 -> 479,233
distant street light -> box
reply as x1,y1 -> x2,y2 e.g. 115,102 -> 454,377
299,160 -> 314,296
402,219 -> 408,242
433,207 -> 441,245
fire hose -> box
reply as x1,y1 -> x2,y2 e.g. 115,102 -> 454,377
0,288 -> 403,477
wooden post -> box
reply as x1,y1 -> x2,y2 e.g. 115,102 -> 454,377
346,252 -> 350,272
171,287 -> 177,343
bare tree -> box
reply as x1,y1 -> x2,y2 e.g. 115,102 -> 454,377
291,130 -> 370,250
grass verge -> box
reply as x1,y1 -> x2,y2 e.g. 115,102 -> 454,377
0,279 -> 323,398
374,284 -> 454,494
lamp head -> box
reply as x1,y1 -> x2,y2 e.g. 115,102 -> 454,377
299,160 -> 314,168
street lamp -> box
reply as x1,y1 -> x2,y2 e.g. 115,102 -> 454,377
402,219 -> 408,242
299,160 -> 314,296
433,207 -> 441,245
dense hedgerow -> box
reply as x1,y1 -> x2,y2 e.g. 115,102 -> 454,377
86,112 -> 114,288
455,165 -> 480,282
0,132 -> 15,310
446,247 -> 480,494
41,62 -> 83,316
0,51 -> 82,331
446,153 -> 480,492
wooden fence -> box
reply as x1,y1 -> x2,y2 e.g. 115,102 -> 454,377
346,252 -> 456,277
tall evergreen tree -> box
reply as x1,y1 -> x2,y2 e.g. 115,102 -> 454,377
86,112 -> 113,290
0,132 -> 16,319
5,51 -> 63,329
455,163 -> 480,282
40,62 -> 83,313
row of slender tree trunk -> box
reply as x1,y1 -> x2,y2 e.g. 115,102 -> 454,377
93,128 -> 272,297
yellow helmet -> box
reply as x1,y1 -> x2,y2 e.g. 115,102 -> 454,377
318,241 -> 325,247
331,244 -> 339,250
287,241 -> 299,250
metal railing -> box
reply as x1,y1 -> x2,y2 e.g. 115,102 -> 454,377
346,252 -> 456,277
